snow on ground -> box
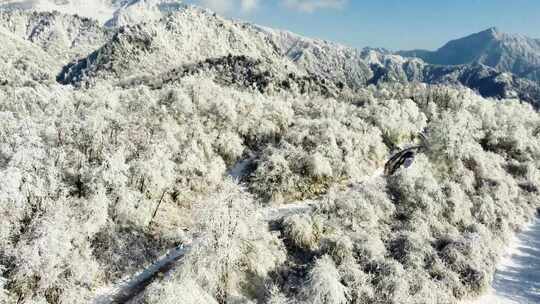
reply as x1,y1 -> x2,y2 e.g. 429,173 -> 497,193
465,216 -> 540,304
0,0 -> 184,26
93,166 -> 386,302
105,0 -> 183,27
93,242 -> 194,304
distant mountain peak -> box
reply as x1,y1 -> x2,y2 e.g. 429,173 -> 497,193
398,27 -> 540,82
485,26 -> 500,34
474,26 -> 502,40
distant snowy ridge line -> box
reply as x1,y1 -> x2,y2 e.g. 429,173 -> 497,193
0,0 -> 191,27
398,27 -> 540,83
0,7 -> 539,105
0,0 -> 118,23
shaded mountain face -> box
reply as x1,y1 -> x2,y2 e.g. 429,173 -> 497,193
398,28 -> 540,83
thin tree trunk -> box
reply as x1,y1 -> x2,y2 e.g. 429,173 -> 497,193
149,190 -> 167,227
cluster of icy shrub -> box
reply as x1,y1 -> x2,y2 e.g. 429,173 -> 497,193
250,96 -> 388,203
2,7 -> 540,304
144,180 -> 285,303
0,75 -> 377,302
1,74 -> 540,304
267,87 -> 540,304
134,85 -> 539,304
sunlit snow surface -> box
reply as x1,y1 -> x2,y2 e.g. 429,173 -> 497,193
92,165 -> 385,302
93,243 -> 193,304
0,0 -> 117,22
0,0 -> 183,26
466,217 -> 540,304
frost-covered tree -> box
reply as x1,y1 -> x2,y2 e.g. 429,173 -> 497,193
143,180 -> 285,303
0,8 -> 539,303
303,255 -> 349,304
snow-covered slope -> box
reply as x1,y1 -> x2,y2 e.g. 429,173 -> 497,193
0,25 -> 61,85
58,6 -> 301,85
0,0 -> 118,23
256,25 -> 428,87
1,5 -> 540,304
0,0 -> 212,45
465,216 -> 540,304
105,0 -> 183,27
0,10 -> 112,61
0,0 -> 184,26
256,26 -> 374,88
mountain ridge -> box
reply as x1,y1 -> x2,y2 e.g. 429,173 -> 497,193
1,6 -> 540,105
49,8 -> 540,106
398,27 -> 540,83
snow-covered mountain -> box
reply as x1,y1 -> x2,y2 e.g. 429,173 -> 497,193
398,27 -> 540,83
2,4 -> 540,304
0,10 -> 112,60
57,7 -> 301,86
0,24 -> 60,85
0,0 -> 119,22
0,0 -> 184,26
257,26 -> 375,88
30,6 -> 534,105
2,3 -> 540,104
105,0 -> 183,27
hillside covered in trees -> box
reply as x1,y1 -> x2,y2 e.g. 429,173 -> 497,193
1,5 -> 540,304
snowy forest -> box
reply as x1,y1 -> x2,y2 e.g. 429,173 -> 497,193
1,4 -> 540,304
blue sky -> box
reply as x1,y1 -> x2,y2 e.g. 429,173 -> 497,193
186,0 -> 540,50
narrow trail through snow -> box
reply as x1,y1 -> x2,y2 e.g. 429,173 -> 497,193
94,158 -> 539,304
93,164 -> 384,303
93,244 -> 193,304
467,215 -> 540,304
